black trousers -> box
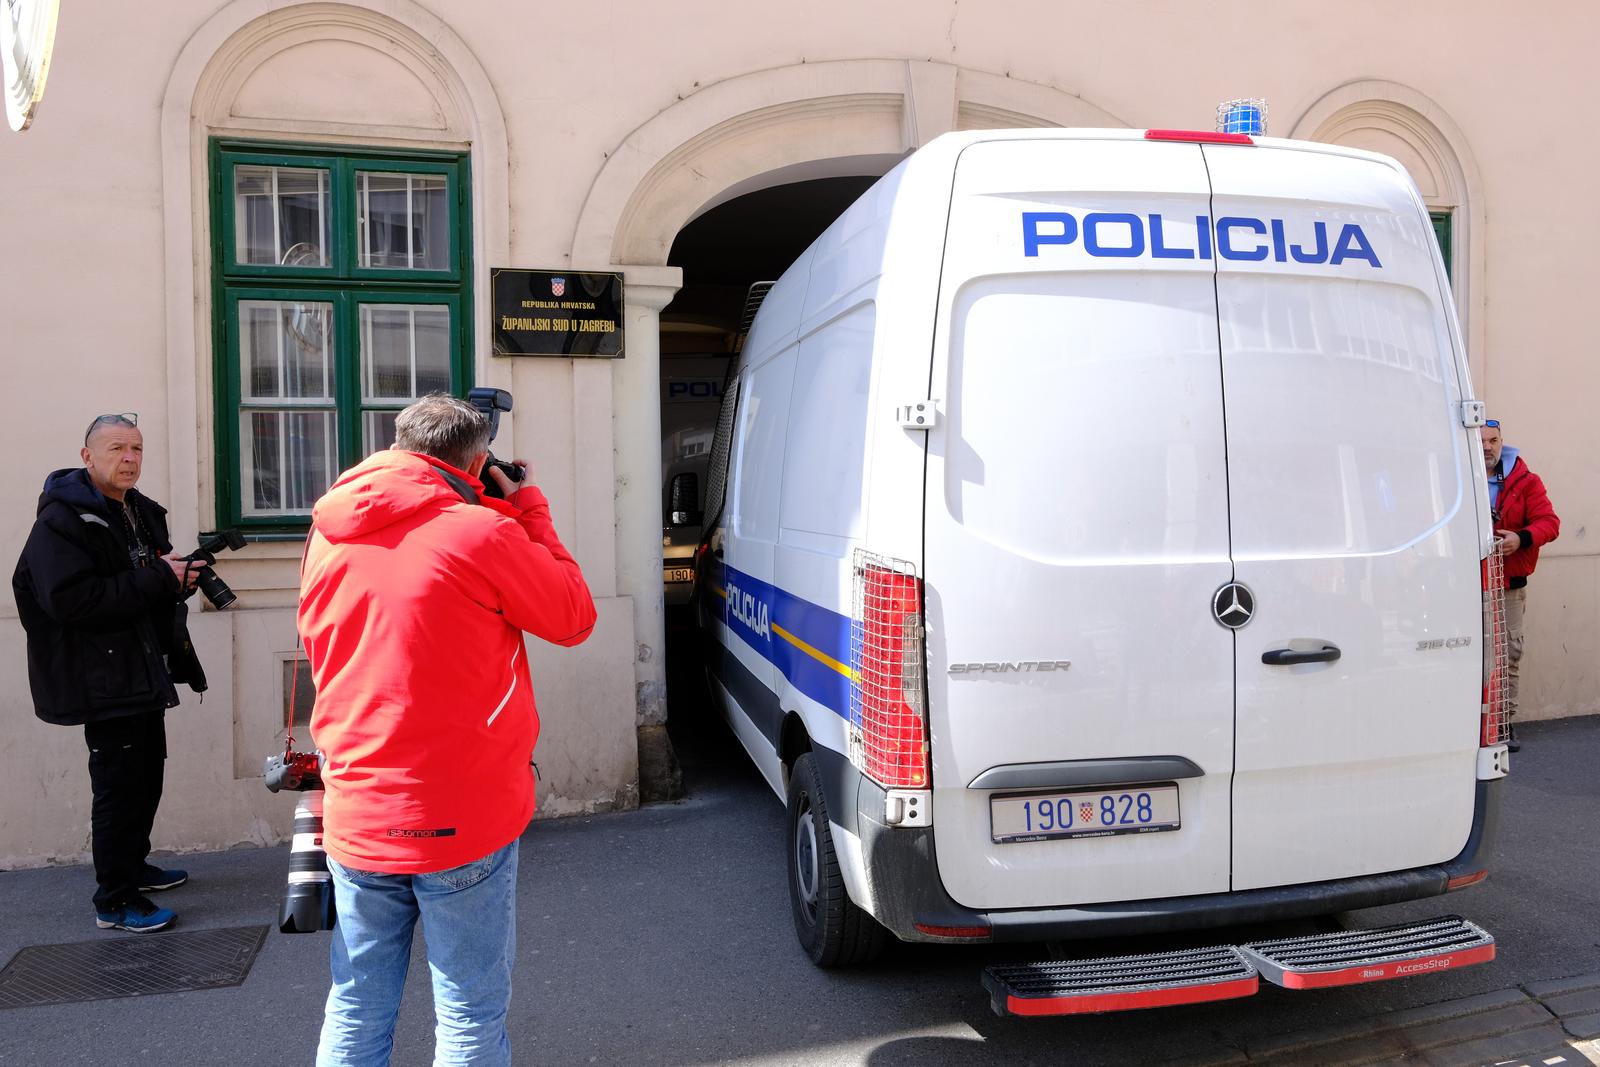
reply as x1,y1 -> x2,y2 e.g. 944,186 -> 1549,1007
83,710 -> 167,912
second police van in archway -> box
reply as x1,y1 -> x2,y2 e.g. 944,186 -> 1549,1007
693,126 -> 1509,1015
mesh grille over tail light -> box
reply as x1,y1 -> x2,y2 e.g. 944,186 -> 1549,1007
1481,551 -> 1509,746
849,550 -> 929,789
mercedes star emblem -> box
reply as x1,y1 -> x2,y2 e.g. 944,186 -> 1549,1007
1212,582 -> 1255,629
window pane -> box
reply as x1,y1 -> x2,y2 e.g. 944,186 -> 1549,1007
281,659 -> 315,731
357,172 -> 449,270
234,165 -> 329,267
414,307 -> 451,393
364,410 -> 400,455
242,303 -> 280,398
363,306 -> 412,399
239,300 -> 333,402
360,304 -> 451,401
241,410 -> 335,516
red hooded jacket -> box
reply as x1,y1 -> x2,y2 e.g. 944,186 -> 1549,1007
1495,456 -> 1560,583
298,450 -> 596,873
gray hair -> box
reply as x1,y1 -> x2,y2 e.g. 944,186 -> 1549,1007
393,394 -> 491,471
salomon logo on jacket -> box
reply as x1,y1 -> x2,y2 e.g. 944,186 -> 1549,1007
1022,211 -> 1382,267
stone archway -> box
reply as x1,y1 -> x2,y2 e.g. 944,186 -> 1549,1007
572,60 -> 1125,793
573,60 -> 1126,269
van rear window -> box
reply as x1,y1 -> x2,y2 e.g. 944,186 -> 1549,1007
1218,275 -> 1462,556
942,271 -> 1231,562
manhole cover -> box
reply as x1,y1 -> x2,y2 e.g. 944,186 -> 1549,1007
0,925 -> 268,1008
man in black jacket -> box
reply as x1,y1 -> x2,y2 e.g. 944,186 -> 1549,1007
12,414 -> 205,932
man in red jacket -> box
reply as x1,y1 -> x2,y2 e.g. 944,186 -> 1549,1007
1482,419 -> 1560,752
299,394 -> 596,1066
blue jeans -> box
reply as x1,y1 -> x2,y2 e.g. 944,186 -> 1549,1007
317,840 -> 519,1067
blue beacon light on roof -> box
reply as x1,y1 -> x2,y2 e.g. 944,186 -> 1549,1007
1218,98 -> 1268,137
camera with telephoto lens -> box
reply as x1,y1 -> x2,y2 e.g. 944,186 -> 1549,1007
264,749 -> 336,933
182,528 -> 247,609
466,387 -> 524,499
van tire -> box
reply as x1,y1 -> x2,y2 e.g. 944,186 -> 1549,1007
786,753 -> 887,967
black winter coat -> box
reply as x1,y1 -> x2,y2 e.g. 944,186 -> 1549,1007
12,468 -> 207,726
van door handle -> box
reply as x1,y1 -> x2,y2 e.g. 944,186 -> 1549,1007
1262,645 -> 1341,665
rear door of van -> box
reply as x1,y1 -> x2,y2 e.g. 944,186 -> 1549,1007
923,137 -> 1236,910
1202,143 -> 1482,890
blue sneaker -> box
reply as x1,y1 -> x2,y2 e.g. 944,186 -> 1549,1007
138,865 -> 188,892
96,897 -> 176,933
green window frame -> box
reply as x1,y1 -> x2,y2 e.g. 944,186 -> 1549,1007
1430,210 -> 1453,282
210,139 -> 473,532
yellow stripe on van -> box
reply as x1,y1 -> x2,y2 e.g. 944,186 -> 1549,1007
772,621 -> 856,681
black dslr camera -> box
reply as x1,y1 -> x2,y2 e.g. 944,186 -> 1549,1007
263,749 -> 322,793
466,387 -> 524,499
182,528 -> 247,609
264,748 -> 335,933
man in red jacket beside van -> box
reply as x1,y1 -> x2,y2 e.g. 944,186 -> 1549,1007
1482,419 -> 1560,752
299,394 -> 596,1066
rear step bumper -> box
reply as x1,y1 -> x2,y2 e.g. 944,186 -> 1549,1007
984,946 -> 1258,1017
984,915 -> 1494,1017
1239,915 -> 1495,989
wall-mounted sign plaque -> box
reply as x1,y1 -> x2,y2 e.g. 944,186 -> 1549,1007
492,268 -> 624,358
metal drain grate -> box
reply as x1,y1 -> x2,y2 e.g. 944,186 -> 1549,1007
0,925 -> 268,1008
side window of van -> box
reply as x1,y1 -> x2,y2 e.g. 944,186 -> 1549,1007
729,352 -> 797,542
702,370 -> 741,528
780,304 -> 874,541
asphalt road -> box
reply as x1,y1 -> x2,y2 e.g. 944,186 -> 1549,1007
0,685 -> 1595,1065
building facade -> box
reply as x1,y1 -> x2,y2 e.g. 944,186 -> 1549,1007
2,0 -> 1595,867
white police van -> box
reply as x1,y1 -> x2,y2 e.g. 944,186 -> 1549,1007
694,126 -> 1509,1015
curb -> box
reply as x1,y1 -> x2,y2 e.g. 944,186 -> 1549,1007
1175,973 -> 1600,1066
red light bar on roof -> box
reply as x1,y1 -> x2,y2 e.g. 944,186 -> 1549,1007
1145,129 -> 1255,145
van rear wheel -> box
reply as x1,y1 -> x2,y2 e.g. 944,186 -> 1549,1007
787,753 -> 887,967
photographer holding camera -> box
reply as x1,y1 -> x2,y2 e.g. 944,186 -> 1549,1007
11,413 -> 208,933
298,394 -> 596,1066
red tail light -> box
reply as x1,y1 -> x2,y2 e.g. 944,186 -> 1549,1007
852,556 -> 929,789
1480,552 -> 1508,746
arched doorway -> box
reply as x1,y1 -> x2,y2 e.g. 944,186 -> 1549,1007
574,59 -> 1125,798
658,173 -> 885,784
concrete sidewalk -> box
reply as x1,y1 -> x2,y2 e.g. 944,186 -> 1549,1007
1,715 -> 1597,1066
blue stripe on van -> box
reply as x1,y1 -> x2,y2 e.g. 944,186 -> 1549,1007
709,560 -> 853,719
